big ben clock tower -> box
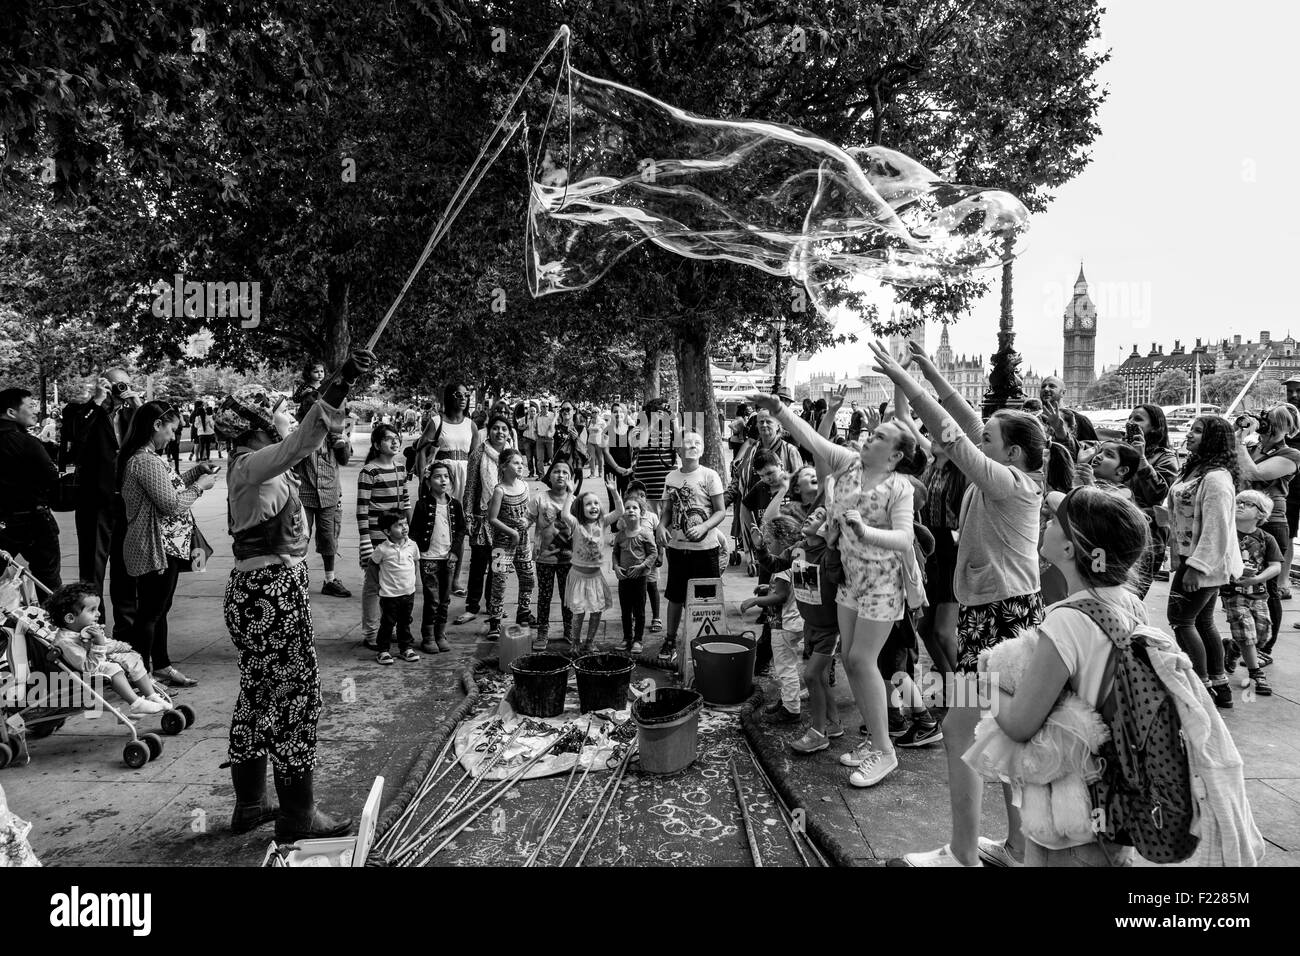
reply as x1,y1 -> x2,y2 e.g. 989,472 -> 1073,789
1062,263 -> 1098,405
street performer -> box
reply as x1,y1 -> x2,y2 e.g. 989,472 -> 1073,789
214,349 -> 376,839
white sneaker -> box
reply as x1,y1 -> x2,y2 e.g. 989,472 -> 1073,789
977,836 -> 1024,868
848,748 -> 898,787
839,741 -> 874,767
903,844 -> 983,867
130,697 -> 166,716
147,694 -> 174,710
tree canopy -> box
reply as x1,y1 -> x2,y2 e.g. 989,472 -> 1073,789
2,0 -> 1109,453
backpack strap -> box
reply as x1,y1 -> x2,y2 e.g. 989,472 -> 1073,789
1057,597 -> 1137,719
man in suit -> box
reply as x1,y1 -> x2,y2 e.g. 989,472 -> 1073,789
73,368 -> 142,638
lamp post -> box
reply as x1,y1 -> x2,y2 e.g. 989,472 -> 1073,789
981,242 -> 1028,418
771,313 -> 788,393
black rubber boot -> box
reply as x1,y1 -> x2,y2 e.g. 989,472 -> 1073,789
229,757 -> 278,834
273,766 -> 353,841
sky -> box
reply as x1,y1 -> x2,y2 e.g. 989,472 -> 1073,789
795,0 -> 1300,384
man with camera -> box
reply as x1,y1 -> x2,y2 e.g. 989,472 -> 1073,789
72,368 -> 142,637
0,387 -> 62,593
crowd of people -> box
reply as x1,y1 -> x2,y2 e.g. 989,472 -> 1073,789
0,342 -> 1282,866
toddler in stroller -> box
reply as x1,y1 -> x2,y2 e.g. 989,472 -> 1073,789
46,583 -> 172,717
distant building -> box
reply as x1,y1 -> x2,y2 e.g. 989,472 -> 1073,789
1214,331 -> 1300,384
1117,339 -> 1215,407
1062,264 -> 1098,406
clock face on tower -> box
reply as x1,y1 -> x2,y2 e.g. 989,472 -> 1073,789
1082,313 -> 1095,330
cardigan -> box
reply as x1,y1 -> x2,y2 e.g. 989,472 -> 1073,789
121,450 -> 205,577
908,389 -> 1043,607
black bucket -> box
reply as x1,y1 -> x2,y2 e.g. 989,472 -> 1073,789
573,653 -> 635,713
509,654 -> 571,718
690,631 -> 757,706
633,688 -> 704,774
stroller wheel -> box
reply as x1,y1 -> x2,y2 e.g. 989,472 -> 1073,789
177,704 -> 196,729
142,733 -> 163,761
123,741 -> 149,769
0,742 -> 12,769
160,709 -> 186,736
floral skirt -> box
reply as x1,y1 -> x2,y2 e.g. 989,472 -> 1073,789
956,593 -> 1045,673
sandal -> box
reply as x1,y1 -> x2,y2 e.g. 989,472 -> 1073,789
399,648 -> 420,662
376,652 -> 395,665
152,666 -> 198,688
649,619 -> 663,633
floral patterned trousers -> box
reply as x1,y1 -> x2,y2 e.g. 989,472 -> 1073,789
224,563 -> 321,771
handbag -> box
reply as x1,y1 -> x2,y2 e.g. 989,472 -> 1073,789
177,524 -> 214,573
48,471 -> 79,513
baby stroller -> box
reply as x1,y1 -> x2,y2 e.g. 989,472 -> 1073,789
0,560 -> 196,770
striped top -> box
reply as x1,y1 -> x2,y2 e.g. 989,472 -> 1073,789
357,459 -> 410,561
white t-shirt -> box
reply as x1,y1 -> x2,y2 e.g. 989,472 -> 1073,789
371,539 -> 420,597
535,413 -> 555,438
770,570 -> 803,633
1038,587 -> 1149,706
663,466 -> 724,551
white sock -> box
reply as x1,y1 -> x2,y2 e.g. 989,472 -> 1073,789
325,571 -> 336,582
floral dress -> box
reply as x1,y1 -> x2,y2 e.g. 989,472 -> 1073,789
826,463 -> 908,623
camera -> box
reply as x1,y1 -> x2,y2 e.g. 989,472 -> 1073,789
1236,412 -> 1266,433
110,380 -> 131,397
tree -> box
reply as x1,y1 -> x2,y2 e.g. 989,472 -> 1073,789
1200,370 -> 1248,409
1152,369 -> 1190,405
1250,377 -> 1284,407
1084,373 -> 1126,408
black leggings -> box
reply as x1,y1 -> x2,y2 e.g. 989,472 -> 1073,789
132,558 -> 182,672
1167,565 -> 1225,681
1263,521 -> 1288,646
618,576 -> 648,645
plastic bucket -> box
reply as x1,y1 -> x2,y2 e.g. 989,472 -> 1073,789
573,653 -> 635,713
633,688 -> 704,774
689,632 -> 756,706
509,654 -> 571,718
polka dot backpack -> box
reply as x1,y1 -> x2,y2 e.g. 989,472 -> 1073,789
1063,598 -> 1200,864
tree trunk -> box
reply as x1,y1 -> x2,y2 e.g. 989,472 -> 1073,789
674,323 -> 724,472
642,347 -> 662,401
324,273 -> 351,366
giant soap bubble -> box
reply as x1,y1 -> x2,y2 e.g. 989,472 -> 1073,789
526,55 -> 1029,319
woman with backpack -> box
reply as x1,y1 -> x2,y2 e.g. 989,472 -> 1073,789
981,487 -> 1149,866
1167,415 -> 1242,707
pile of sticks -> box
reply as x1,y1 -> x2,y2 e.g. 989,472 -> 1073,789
373,719 -> 572,867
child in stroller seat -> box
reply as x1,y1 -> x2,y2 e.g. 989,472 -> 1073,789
46,583 -> 172,717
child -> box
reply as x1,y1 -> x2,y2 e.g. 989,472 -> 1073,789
773,508 -> 846,752
740,514 -> 805,722
565,475 -> 623,652
625,481 -> 666,633
1221,490 -> 1278,695
1074,441 -> 1139,499
370,512 -> 421,664
984,487 -> 1155,866
486,448 -> 536,639
656,431 -> 725,662
46,583 -> 169,715
613,497 -> 657,653
527,459 -> 576,651
409,460 -> 466,653
357,423 -> 410,651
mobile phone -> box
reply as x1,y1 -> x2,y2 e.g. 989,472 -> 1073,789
1125,421 -> 1141,441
